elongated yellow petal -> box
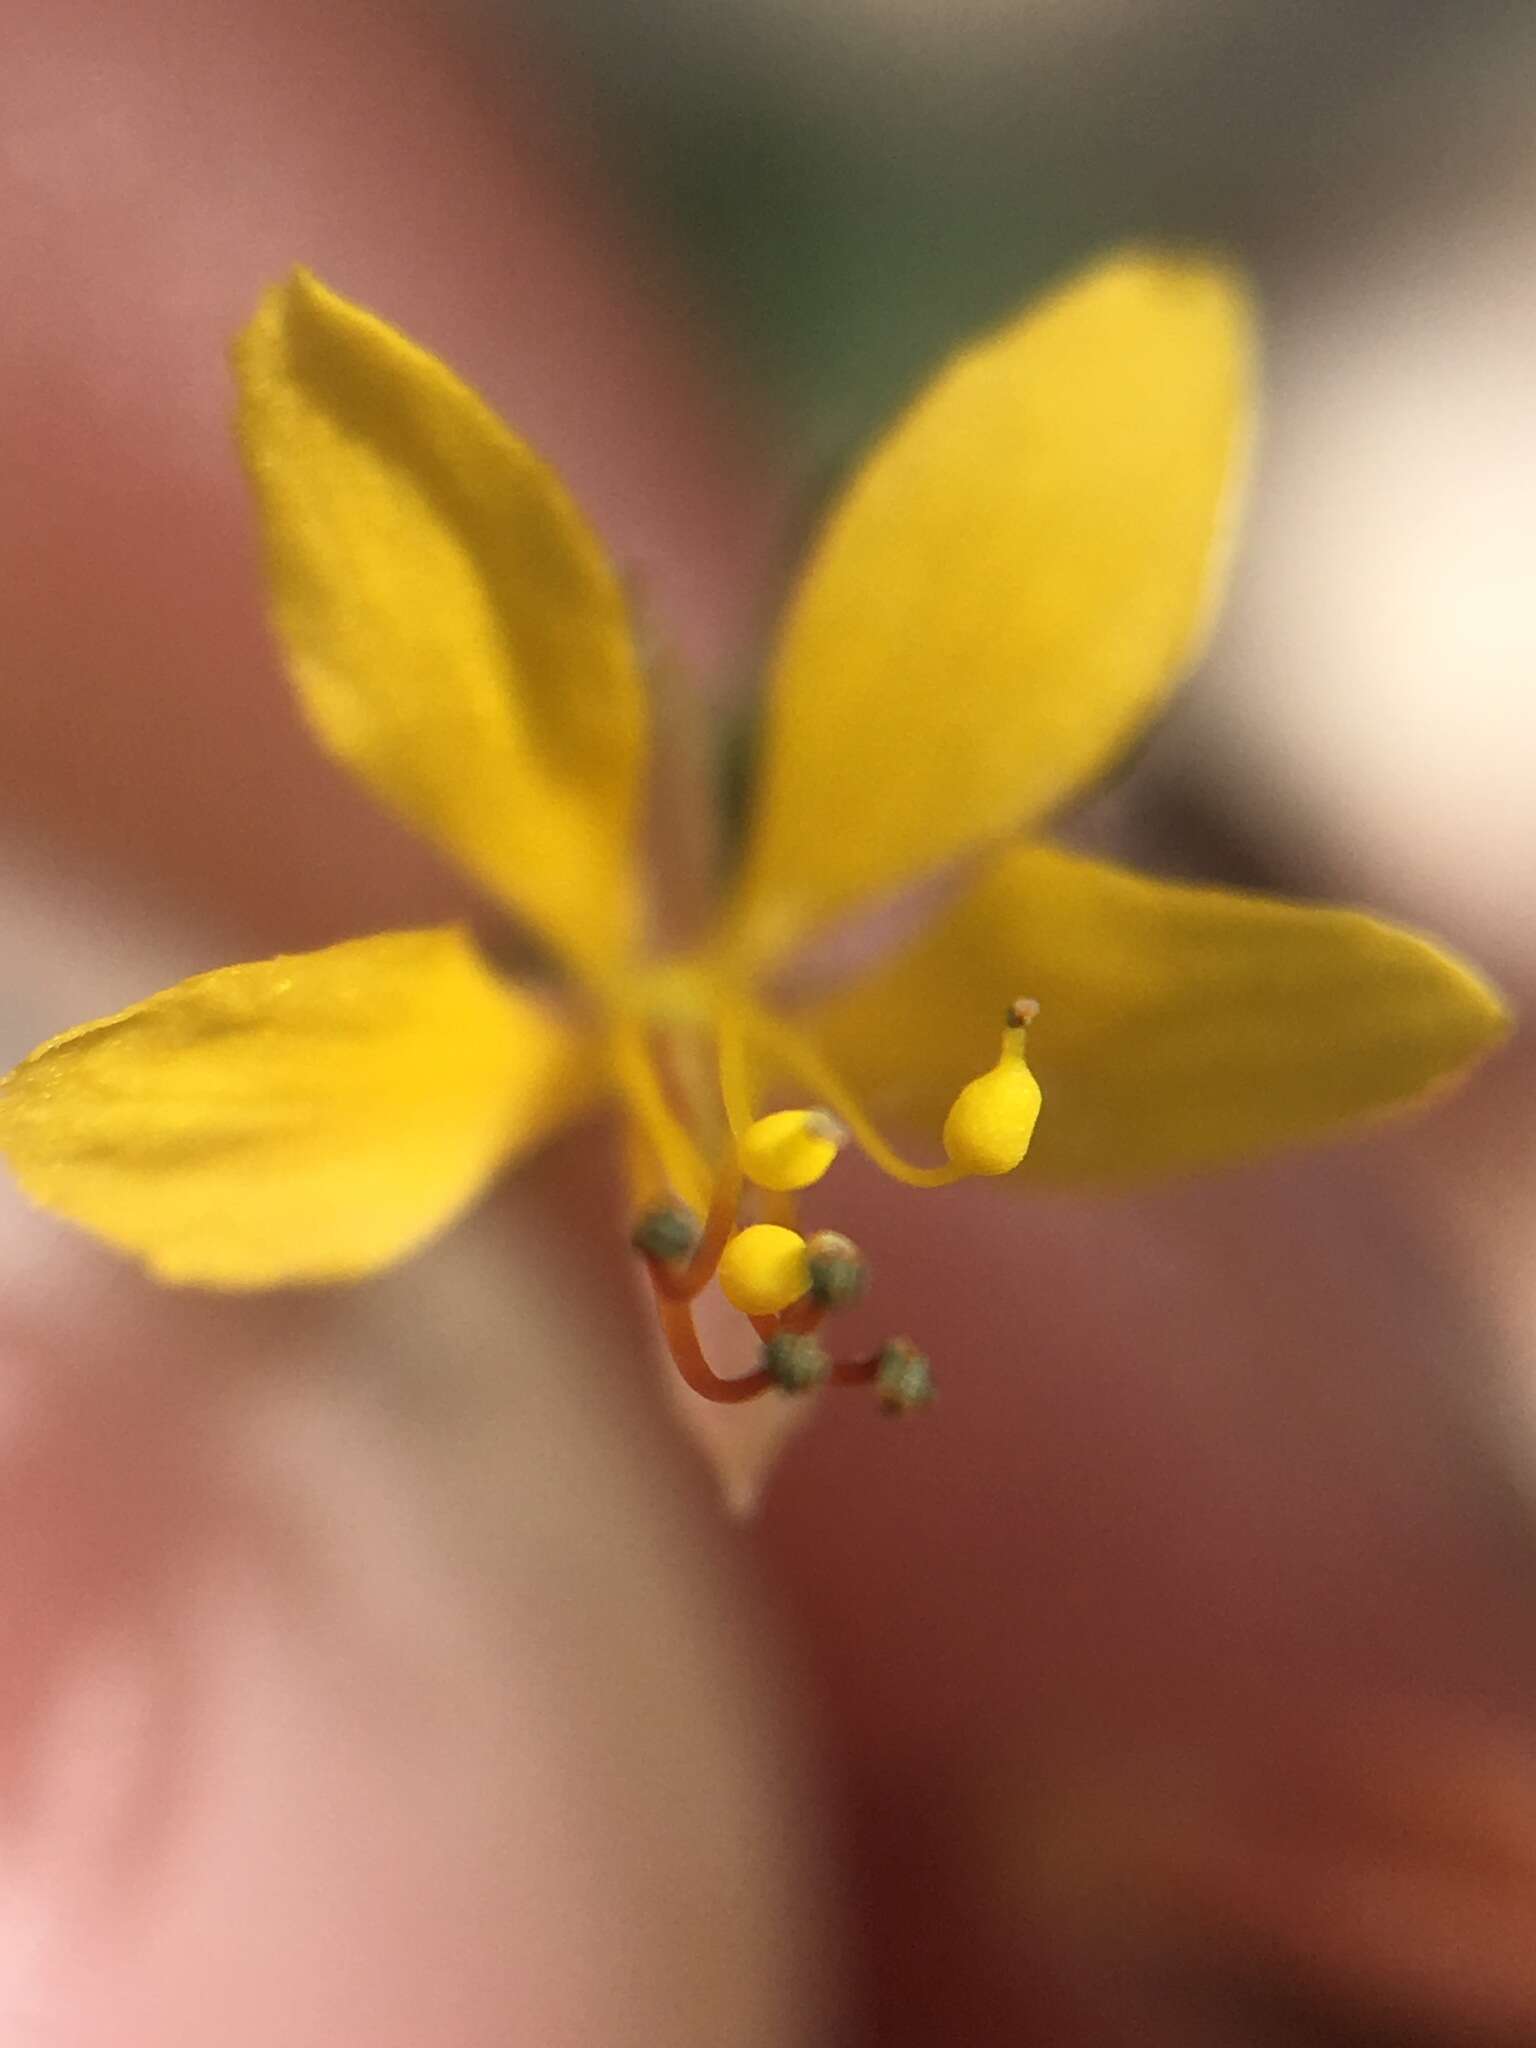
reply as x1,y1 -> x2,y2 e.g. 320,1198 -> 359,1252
800,846 -> 1509,1185
0,930 -> 585,1285
237,272 -> 647,981
732,251 -> 1251,963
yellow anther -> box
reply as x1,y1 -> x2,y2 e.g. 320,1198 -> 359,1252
941,1000 -> 1043,1177
738,1107 -> 846,1192
717,1223 -> 812,1316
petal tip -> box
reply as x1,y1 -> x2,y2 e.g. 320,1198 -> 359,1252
1442,954 -> 1515,1061
1080,246 -> 1259,411
1079,242 -> 1255,317
233,267 -> 352,393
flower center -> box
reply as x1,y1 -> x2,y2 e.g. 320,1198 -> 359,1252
611,963 -> 1042,1419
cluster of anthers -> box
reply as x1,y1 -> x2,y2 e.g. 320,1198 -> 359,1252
628,997 -> 1043,1415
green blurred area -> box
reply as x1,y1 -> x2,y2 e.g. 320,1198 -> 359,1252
524,0 -> 1529,461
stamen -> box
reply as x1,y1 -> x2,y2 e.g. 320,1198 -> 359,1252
760,1330 -> 831,1393
639,1235 -> 933,1417
630,1201 -> 701,1265
874,1339 -> 936,1414
805,1229 -> 869,1309
941,999 -> 1042,1177
741,1006 -> 961,1189
827,1338 -> 936,1412
625,993 -> 947,1433
718,1223 -> 812,1317
739,1106 -> 846,1192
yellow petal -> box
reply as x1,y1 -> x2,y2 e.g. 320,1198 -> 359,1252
237,271 -> 647,982
801,846 -> 1509,1185
732,250 -> 1252,963
0,929 -> 585,1285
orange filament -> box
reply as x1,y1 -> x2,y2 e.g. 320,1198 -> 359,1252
649,1272 -> 775,1405
652,1146 -> 742,1302
828,1351 -> 883,1387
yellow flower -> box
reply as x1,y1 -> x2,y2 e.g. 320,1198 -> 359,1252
0,254 -> 1507,1414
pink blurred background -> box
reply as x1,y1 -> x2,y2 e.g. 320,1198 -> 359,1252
3,2 -> 1535,2042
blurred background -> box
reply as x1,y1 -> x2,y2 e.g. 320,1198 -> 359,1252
4,1 -> 1536,2043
